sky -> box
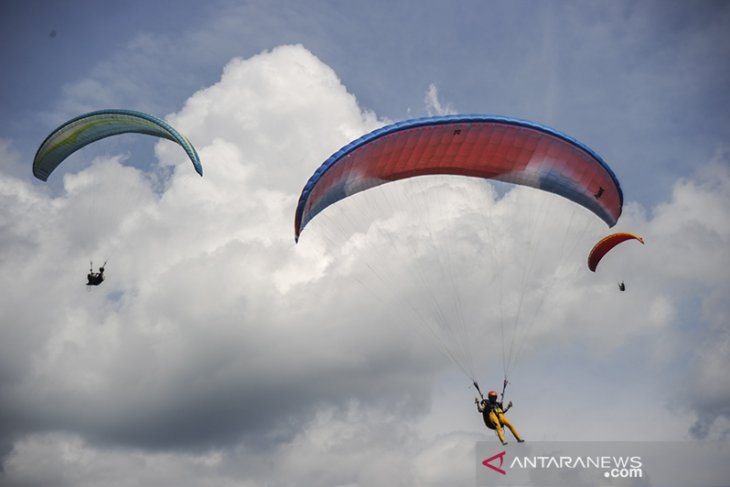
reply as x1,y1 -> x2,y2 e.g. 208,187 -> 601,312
1,1 -> 729,486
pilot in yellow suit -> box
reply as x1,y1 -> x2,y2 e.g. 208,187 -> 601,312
477,390 -> 525,445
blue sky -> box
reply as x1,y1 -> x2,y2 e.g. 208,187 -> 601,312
4,0 -> 728,202
1,1 -> 729,485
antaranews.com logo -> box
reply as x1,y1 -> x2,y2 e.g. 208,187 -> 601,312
481,449 -> 642,480
475,441 -> 729,486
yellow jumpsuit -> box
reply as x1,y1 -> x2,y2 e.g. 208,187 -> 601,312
489,409 -> 522,444
480,401 -> 523,443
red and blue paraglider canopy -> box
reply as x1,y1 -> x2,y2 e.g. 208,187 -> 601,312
295,115 -> 623,242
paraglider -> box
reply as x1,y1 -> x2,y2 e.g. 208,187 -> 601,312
33,110 -> 203,286
33,109 -> 203,181
476,389 -> 524,445
86,261 -> 106,286
588,232 -> 644,290
294,115 -> 624,441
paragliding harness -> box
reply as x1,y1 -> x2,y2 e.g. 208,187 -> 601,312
87,261 -> 106,286
474,379 -> 509,431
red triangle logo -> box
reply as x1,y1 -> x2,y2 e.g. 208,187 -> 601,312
482,450 -> 507,475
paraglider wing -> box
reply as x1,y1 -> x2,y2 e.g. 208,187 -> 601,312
294,115 -> 623,242
33,109 -> 202,181
587,232 -> 644,272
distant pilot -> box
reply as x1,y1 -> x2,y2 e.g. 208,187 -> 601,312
87,264 -> 105,286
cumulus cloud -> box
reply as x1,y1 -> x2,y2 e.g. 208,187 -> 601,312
3,417 -> 479,487
0,45 -> 436,475
655,153 -> 730,439
0,139 -> 26,180
2,44 -> 728,485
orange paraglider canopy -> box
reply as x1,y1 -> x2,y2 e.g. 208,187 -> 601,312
588,232 -> 644,272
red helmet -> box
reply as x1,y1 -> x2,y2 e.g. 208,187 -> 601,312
487,390 -> 498,398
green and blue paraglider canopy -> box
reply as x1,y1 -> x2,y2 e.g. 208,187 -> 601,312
33,109 -> 202,181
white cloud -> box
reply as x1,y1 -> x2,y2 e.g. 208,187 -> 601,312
0,138 -> 26,179
424,84 -> 455,117
2,42 -> 430,456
